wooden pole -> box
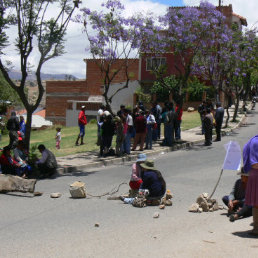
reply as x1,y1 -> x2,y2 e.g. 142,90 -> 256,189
209,168 -> 224,199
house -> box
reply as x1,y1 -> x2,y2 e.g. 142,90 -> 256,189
45,59 -> 139,126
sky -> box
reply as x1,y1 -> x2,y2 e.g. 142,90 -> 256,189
3,0 -> 258,79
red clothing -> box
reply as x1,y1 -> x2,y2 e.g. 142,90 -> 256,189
134,115 -> 146,133
0,153 -> 18,166
78,110 -> 87,125
175,105 -> 183,121
129,179 -> 143,190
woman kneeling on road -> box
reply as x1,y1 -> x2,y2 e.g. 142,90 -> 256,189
140,160 -> 166,205
121,159 -> 166,206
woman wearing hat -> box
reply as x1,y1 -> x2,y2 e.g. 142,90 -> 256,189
243,135 -> 258,235
140,159 -> 166,204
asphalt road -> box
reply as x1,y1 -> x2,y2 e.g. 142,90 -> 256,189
1,108 -> 258,258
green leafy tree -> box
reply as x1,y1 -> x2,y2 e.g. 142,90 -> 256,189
0,0 -> 80,148
0,71 -> 22,107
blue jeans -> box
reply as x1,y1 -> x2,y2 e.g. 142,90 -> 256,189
79,124 -> 85,137
175,120 -> 181,140
123,132 -> 131,154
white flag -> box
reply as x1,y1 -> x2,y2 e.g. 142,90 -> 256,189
222,141 -> 242,170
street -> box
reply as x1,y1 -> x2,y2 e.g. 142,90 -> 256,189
1,109 -> 258,258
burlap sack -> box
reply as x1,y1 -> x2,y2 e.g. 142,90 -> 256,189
69,181 -> 86,198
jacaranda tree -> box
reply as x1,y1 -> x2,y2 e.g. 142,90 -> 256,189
154,1 -> 224,106
76,0 -> 157,114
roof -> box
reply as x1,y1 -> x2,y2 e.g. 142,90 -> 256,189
233,13 -> 248,26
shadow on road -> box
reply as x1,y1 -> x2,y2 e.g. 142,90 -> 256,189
232,231 -> 258,239
60,171 -> 98,177
3,193 -> 34,198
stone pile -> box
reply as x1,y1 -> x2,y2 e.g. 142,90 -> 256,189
189,193 -> 222,213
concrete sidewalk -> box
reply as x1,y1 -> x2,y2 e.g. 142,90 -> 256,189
56,105 -> 248,175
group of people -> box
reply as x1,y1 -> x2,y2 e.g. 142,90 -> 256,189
93,101 -> 183,157
0,142 -> 58,179
0,110 -> 57,178
198,100 -> 225,146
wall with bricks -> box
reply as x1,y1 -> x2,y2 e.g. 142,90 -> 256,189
85,59 -> 139,95
46,59 -> 139,125
46,80 -> 88,125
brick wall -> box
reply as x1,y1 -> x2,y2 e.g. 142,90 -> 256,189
85,59 -> 139,95
46,80 -> 88,124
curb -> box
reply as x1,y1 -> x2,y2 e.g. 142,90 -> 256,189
57,109 -> 248,176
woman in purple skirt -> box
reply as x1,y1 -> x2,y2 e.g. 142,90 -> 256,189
243,135 -> 258,236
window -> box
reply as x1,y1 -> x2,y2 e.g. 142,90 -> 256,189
146,57 -> 166,71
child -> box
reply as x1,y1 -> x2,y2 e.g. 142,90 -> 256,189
55,127 -> 61,149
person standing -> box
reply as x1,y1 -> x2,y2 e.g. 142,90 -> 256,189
97,104 -> 105,146
114,116 -> 124,157
123,109 -> 133,154
132,111 -> 146,151
55,127 -> 61,149
163,102 -> 176,146
100,114 -> 115,157
145,110 -> 155,150
198,101 -> 207,135
214,102 -> 224,142
151,102 -> 162,141
6,111 -> 20,149
203,108 -> 213,146
243,135 -> 258,235
75,106 -> 87,146
19,116 -> 26,137
117,104 -> 125,117
175,102 -> 183,141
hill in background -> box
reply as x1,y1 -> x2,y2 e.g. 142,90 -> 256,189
8,70 -> 77,81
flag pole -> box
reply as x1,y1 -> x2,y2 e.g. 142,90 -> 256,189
209,168 -> 224,199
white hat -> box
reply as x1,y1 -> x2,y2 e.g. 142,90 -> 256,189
104,110 -> 110,116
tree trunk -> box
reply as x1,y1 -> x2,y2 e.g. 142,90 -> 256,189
24,109 -> 33,150
223,107 -> 230,128
232,96 -> 240,122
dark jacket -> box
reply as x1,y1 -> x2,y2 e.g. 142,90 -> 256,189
141,170 -> 166,198
102,120 -> 115,137
6,116 -> 20,131
215,107 -> 224,125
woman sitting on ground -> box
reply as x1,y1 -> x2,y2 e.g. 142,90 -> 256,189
0,146 -> 21,175
13,140 -> 32,178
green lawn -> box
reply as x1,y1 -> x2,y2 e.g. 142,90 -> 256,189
0,111 -> 201,157
181,111 -> 201,130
